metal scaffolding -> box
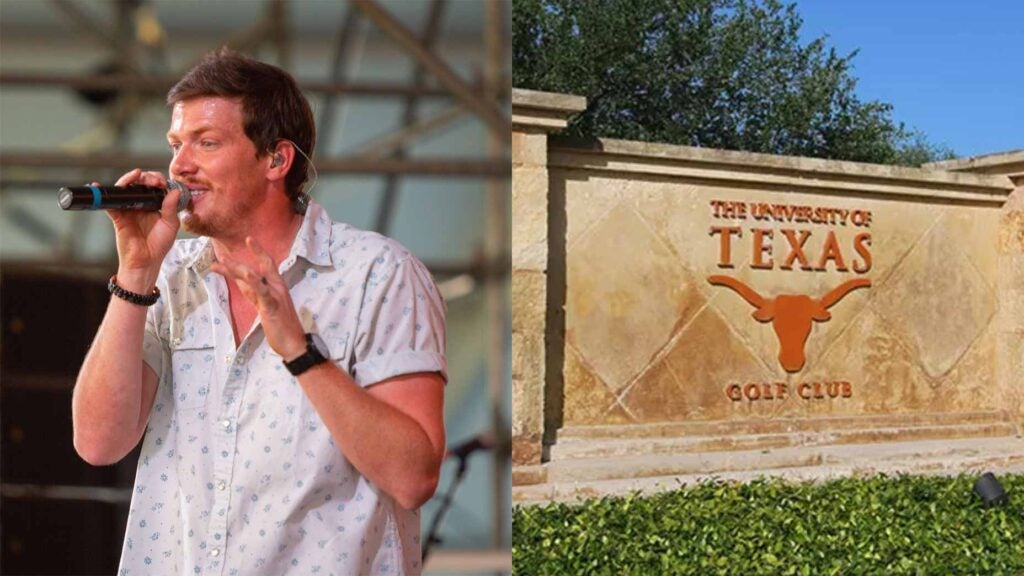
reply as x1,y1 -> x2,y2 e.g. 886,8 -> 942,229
0,0 -> 511,276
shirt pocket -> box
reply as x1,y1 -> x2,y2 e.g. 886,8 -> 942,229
318,327 -> 352,375
170,331 -> 216,411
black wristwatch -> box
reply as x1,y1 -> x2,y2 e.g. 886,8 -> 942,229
283,333 -> 330,376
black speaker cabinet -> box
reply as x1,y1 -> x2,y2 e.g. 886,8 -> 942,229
1,268 -> 110,376
2,268 -> 139,575
1,497 -> 128,575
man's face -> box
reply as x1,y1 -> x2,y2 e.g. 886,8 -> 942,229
167,96 -> 267,237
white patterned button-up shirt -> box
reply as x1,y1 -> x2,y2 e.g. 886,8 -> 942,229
118,201 -> 447,575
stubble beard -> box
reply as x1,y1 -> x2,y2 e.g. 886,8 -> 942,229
181,190 -> 262,238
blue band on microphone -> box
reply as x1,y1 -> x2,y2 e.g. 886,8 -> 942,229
88,185 -> 102,208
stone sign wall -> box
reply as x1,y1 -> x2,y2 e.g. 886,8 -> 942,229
511,88 -> 1023,497
557,142 -> 1013,428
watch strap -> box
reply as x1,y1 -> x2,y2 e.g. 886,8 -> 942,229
284,333 -> 328,376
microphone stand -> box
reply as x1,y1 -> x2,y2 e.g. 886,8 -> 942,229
421,439 -> 483,564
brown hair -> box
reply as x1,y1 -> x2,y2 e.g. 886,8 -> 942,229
167,48 -> 315,199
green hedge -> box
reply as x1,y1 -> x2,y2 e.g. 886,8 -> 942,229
512,474 -> 1024,575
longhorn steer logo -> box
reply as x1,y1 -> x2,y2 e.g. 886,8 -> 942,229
708,275 -> 871,373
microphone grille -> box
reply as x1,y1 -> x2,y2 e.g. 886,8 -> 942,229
168,180 -> 191,211
58,188 -> 74,210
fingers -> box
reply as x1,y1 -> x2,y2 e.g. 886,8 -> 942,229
114,169 -> 167,189
211,255 -> 277,309
114,169 -> 142,187
246,237 -> 278,284
160,187 -> 183,223
108,173 -> 143,221
139,170 -> 169,189
210,259 -> 254,304
210,256 -> 254,287
211,240 -> 286,302
210,246 -> 305,358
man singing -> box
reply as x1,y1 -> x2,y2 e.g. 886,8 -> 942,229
71,49 -> 447,575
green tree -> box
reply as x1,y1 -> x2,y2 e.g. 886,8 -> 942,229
513,0 -> 954,166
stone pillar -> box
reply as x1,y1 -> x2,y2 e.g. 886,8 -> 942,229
927,152 -> 1024,424
998,178 -> 1024,422
511,89 -> 586,468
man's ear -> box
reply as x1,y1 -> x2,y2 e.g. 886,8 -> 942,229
267,142 -> 292,177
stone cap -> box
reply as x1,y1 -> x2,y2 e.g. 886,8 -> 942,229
924,149 -> 1024,181
548,137 -> 1016,206
512,88 -> 587,132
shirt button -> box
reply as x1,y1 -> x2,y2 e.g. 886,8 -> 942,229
218,481 -> 226,491
211,548 -> 220,557
221,419 -> 231,429
173,338 -> 182,347
224,355 -> 231,364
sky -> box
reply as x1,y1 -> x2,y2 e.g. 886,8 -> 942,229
795,0 -> 1022,159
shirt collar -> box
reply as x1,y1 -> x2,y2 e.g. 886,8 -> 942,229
184,199 -> 334,272
286,199 -> 334,268
184,236 -> 215,272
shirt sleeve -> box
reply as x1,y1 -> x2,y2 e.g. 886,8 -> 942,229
142,291 -> 169,380
350,253 -> 447,387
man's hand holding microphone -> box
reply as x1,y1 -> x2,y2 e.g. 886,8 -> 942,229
61,170 -> 188,295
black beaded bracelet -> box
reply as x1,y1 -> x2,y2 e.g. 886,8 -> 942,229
108,275 -> 160,306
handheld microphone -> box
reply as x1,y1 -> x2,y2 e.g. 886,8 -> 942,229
58,180 -> 190,211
